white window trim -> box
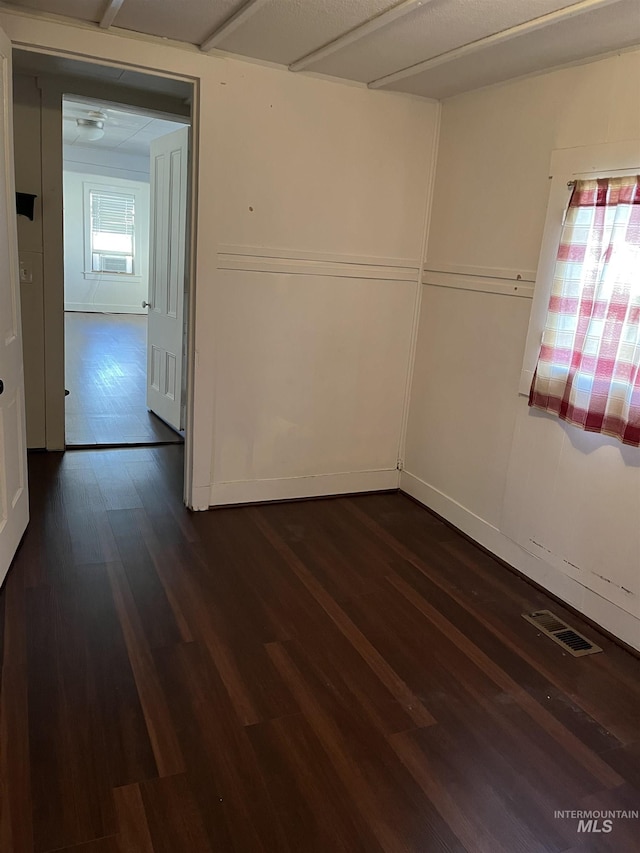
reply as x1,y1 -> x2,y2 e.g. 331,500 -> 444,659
82,179 -> 146,284
519,138 -> 640,396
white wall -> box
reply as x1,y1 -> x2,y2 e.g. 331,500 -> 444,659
207,66 -> 439,504
404,48 -> 640,650
2,12 -> 439,505
210,267 -> 418,504
63,169 -> 150,313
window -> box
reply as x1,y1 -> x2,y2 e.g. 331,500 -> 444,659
528,175 -> 640,446
77,178 -> 148,289
89,189 -> 135,274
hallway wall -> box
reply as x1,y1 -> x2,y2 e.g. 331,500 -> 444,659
13,74 -> 45,448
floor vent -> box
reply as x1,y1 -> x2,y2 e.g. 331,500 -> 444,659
522,609 -> 603,657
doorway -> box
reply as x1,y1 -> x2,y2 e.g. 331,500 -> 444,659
12,50 -> 197,471
61,95 -> 188,446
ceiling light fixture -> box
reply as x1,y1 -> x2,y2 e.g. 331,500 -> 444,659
76,117 -> 105,141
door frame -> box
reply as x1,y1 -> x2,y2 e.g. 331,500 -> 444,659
15,46 -> 200,509
0,21 -> 29,583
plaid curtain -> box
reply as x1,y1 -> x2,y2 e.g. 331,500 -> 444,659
529,175 -> 640,446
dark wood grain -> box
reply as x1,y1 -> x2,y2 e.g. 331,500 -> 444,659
107,562 -> 186,778
1,445 -> 639,851
247,712 -> 386,853
113,784 -> 154,853
138,774 -> 213,853
250,506 -> 436,728
26,568 -> 158,852
47,838 -> 120,853
106,509 -> 184,651
265,640 -> 464,853
0,564 -> 33,853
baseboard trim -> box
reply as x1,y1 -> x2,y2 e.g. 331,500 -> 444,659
400,470 -> 640,653
189,484 -> 212,512
210,468 -> 400,507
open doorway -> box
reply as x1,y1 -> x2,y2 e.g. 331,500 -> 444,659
12,48 -> 200,506
62,96 -> 189,446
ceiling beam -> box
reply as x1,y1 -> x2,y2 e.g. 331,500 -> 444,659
289,0 -> 433,72
368,0 -> 624,88
199,0 -> 270,52
99,0 -> 126,29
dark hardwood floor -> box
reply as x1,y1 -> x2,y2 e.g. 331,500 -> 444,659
1,445 -> 639,852
64,312 -> 182,446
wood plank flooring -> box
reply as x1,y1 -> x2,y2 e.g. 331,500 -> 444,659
1,445 -> 639,852
64,312 -> 182,446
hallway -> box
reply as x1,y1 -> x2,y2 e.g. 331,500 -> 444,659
64,312 -> 182,446
1,445 -> 639,852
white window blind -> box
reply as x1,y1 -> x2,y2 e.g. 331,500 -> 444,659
90,189 -> 135,273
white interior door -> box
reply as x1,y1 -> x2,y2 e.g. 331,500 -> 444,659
146,126 -> 188,431
0,24 -> 29,585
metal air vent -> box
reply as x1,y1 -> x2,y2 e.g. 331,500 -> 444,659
522,609 -> 602,657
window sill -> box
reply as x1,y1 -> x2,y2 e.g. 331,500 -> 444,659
83,272 -> 143,282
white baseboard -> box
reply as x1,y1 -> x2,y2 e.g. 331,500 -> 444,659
65,303 -> 146,315
210,468 -> 399,507
188,484 -> 212,512
400,470 -> 640,652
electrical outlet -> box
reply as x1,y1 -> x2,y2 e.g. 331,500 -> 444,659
19,260 -> 32,284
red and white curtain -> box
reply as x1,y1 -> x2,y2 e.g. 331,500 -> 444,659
529,175 -> 640,446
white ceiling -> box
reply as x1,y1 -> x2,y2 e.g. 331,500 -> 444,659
63,97 -> 187,155
3,0 -> 640,99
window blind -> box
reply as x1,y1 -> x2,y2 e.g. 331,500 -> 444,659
90,190 -> 135,237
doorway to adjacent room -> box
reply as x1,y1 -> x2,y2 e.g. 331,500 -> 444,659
62,95 -> 189,446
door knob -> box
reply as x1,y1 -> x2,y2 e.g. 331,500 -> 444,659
0,379 -> 3,395
142,301 -> 151,308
